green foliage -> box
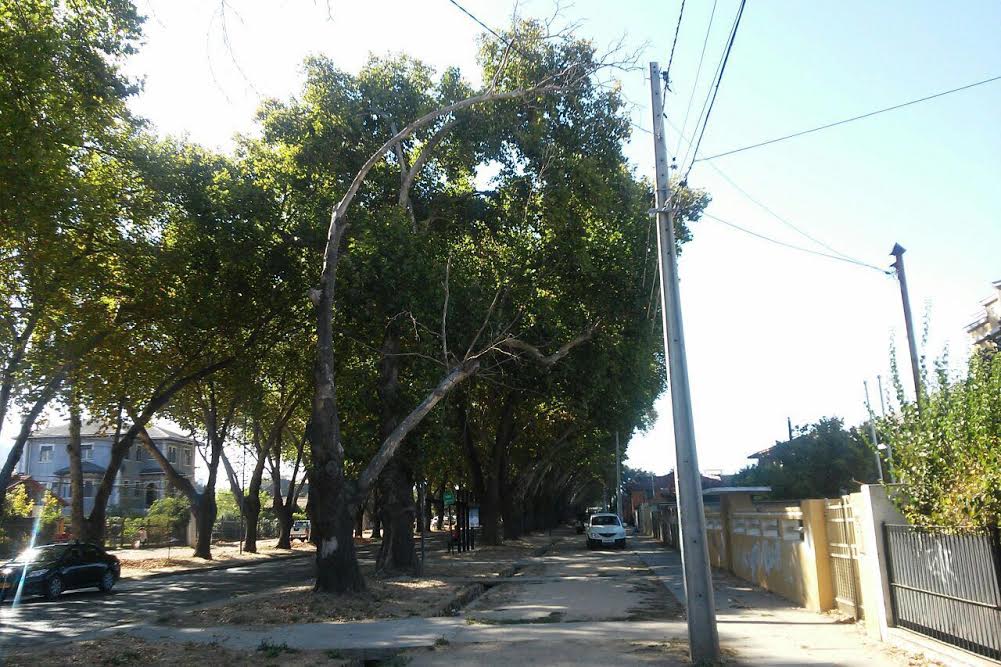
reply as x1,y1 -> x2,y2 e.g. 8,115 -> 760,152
880,346 -> 1001,527
733,417 -> 878,500
146,496 -> 190,533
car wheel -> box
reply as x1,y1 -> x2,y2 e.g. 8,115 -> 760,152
98,569 -> 116,593
45,575 -> 64,601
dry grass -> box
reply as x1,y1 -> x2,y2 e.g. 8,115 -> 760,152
112,541 -> 311,577
2,635 -> 351,666
167,576 -> 464,626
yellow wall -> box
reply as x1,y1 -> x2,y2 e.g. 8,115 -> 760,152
714,495 -> 834,612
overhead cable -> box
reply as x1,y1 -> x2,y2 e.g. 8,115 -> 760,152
696,74 -> 1001,162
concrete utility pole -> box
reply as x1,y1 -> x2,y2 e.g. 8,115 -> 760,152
868,379 -> 894,480
890,244 -> 922,408
787,417 -> 794,442
648,61 -> 720,664
615,432 -> 623,519
863,380 -> 885,483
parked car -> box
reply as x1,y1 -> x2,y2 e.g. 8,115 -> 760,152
584,513 -> 627,550
0,542 -> 120,602
290,519 -> 311,542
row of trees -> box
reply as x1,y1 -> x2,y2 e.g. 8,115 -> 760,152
2,1 -> 709,592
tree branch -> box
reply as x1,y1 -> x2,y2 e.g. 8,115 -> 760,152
499,321 -> 601,367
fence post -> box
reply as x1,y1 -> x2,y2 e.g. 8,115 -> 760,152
851,485 -> 905,640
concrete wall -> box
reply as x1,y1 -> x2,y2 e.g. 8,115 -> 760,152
722,495 -> 833,612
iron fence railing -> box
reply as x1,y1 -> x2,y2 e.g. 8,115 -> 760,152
884,523 -> 1001,660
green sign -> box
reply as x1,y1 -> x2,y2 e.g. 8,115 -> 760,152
443,490 -> 456,506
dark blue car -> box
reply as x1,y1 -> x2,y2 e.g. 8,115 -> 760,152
0,542 -> 120,602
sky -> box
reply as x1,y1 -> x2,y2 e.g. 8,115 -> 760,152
4,0 -> 1000,479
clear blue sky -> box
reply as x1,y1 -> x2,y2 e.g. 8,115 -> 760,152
5,1 -> 1000,478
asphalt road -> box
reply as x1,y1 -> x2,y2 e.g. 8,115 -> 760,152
0,543 -> 377,648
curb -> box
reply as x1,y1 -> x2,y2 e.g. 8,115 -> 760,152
121,550 -> 311,582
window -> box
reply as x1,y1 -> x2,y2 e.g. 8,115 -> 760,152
167,446 -> 177,464
39,445 -> 53,462
122,480 -> 130,498
183,448 -> 192,466
590,515 -> 621,526
83,481 -> 94,498
135,447 -> 143,461
80,445 -> 93,461
134,483 -> 141,498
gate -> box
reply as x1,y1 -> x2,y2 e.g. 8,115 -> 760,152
825,497 -> 863,619
884,524 -> 1001,660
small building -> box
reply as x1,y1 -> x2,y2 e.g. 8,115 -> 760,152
16,421 -> 197,515
966,279 -> 1001,349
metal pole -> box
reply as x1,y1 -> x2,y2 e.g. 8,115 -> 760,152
876,375 -> 894,475
864,381 -> 885,483
787,417 -> 794,442
890,244 -> 922,408
615,432 -> 623,519
649,61 -> 719,663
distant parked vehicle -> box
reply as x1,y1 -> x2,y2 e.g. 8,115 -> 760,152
584,513 -> 627,550
0,542 -> 120,602
290,519 -> 311,542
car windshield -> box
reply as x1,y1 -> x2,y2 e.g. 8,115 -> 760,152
13,544 -> 67,563
591,515 -> 620,526
293,521 -> 308,529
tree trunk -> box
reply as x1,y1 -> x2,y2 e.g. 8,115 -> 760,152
434,486 -> 444,531
275,507 -> 293,549
374,329 -> 418,574
354,503 -> 365,538
502,485 -> 521,540
193,493 -> 217,559
243,493 -> 261,553
376,453 -> 417,574
370,487 -> 382,539
67,403 -> 85,538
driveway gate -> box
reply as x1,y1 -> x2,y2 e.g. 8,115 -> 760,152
884,524 -> 1001,660
825,497 -> 863,619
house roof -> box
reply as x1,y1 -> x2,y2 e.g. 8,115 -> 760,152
29,421 -> 196,443
53,461 -> 106,476
625,471 -> 723,497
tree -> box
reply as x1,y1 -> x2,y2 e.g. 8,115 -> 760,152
732,417 -> 878,500
878,345 -> 1001,527
0,0 -> 147,508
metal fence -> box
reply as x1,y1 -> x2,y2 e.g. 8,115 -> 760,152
884,523 -> 1001,660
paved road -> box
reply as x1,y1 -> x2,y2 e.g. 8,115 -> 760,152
0,545 -> 355,648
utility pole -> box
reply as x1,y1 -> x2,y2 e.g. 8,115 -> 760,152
615,432 -> 623,519
870,378 -> 894,480
863,381 -> 885,483
890,244 -> 922,408
649,61 -> 720,664
877,375 -> 888,416
787,417 -> 794,442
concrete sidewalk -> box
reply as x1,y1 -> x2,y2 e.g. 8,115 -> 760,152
632,535 -> 927,666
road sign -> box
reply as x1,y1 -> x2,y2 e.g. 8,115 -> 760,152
443,490 -> 455,506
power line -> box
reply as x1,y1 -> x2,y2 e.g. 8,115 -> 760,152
704,162 -> 857,261
701,212 -> 891,274
665,0 -> 687,89
664,114 -> 863,263
684,0 -> 747,179
446,0 -> 505,43
675,0 -> 718,158
696,73 -> 1001,162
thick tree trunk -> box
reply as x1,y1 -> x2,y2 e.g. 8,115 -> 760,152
374,329 -> 418,574
193,493 -> 217,559
243,493 -> 261,553
354,503 -> 365,538
67,404 -> 85,538
376,453 -> 417,574
275,507 -> 293,549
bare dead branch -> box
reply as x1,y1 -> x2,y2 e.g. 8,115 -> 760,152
499,320 -> 601,367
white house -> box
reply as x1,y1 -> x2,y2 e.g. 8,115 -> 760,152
16,421 -> 197,515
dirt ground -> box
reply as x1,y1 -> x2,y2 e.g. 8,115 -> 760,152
162,533 -> 558,627
2,635 -> 357,667
165,576 -> 465,626
111,540 -> 311,578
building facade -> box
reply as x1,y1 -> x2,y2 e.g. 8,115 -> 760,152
966,279 -> 1001,349
17,422 -> 197,515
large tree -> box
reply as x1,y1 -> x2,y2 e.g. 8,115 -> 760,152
0,0 -> 147,507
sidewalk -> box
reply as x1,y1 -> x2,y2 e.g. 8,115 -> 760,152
632,535 -> 931,666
